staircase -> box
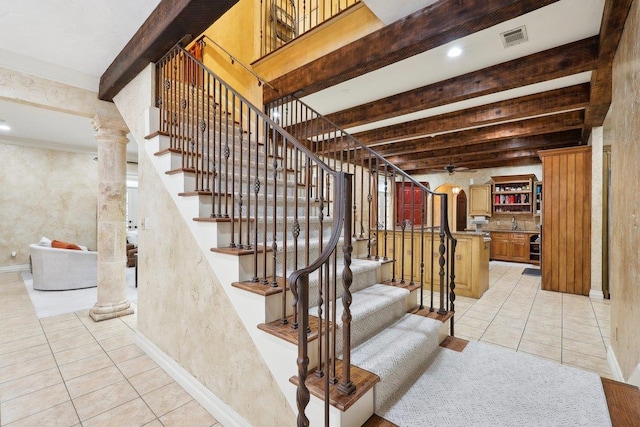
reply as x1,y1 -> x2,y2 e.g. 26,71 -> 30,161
139,44 -> 457,426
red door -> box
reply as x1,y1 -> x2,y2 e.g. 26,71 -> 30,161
395,182 -> 427,226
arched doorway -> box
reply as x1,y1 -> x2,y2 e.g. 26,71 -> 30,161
456,189 -> 467,232
433,184 -> 459,230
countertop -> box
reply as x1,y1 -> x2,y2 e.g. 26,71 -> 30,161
480,229 -> 540,234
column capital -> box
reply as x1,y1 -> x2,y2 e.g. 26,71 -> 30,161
91,113 -> 129,143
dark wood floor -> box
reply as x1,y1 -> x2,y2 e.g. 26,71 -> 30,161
602,377 -> 640,426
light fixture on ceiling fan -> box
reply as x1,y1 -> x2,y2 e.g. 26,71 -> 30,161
429,161 -> 477,175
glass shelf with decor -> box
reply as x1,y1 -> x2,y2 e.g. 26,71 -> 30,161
534,181 -> 543,216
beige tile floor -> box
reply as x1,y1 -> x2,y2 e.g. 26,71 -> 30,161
0,261 -> 612,426
451,261 -> 612,378
0,272 -> 221,427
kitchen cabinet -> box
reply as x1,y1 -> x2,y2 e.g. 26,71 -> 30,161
469,184 -> 492,217
529,234 -> 541,265
490,232 -> 510,259
492,174 -> 537,215
490,231 -> 533,263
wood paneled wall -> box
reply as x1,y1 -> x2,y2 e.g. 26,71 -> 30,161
539,146 -> 592,295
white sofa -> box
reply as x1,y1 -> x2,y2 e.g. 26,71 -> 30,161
29,244 -> 97,291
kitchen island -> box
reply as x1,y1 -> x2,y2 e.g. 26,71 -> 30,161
377,230 -> 490,299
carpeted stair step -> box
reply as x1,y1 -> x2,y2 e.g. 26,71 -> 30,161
310,284 -> 409,355
350,313 -> 442,413
305,258 -> 381,302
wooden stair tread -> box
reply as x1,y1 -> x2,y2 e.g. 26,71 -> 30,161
193,216 -> 253,223
601,377 -> 640,426
165,167 -> 214,176
232,276 -> 287,296
362,415 -> 398,427
180,191 -> 232,198
363,256 -> 394,264
410,306 -> 455,323
382,279 -> 421,292
439,336 -> 468,352
290,362 -> 379,412
210,245 -> 271,256
258,314 -> 333,344
154,147 -> 183,156
178,191 -> 212,196
145,130 -> 165,140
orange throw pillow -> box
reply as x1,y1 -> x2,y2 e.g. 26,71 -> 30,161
51,240 -> 82,250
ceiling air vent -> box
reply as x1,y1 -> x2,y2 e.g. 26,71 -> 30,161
500,26 -> 528,48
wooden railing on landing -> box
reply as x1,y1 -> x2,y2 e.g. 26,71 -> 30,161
266,95 -> 458,323
156,44 -> 354,427
261,0 -> 361,56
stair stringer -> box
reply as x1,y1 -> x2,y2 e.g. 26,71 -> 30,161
140,124 -> 375,426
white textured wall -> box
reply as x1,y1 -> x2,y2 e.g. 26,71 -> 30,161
610,0 -> 640,382
0,143 -> 98,268
113,65 -> 295,426
590,127 -> 604,297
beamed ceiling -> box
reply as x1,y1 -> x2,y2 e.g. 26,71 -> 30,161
262,0 -> 632,174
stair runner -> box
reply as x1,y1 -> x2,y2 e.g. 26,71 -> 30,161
151,106 -> 447,426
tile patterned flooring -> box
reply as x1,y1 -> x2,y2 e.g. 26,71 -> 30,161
451,261 -> 612,378
0,272 -> 220,427
0,261 -> 612,425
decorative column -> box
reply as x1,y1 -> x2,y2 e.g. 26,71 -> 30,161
452,187 -> 460,232
90,114 -> 134,321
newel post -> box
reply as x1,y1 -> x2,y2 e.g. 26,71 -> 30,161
89,114 -> 134,322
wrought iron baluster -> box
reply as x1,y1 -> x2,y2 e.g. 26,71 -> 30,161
271,124 -> 279,288
430,196 -> 435,312
338,172 -> 355,397
409,182 -> 415,287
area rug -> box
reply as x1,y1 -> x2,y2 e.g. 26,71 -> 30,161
379,341 -> 611,427
20,268 -> 138,319
522,267 -> 542,276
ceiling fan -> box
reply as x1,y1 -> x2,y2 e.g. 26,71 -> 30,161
429,162 -> 477,175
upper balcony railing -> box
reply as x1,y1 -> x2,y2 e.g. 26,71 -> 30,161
261,0 -> 361,56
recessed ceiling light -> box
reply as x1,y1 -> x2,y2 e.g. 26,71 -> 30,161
447,47 -> 463,58
0,120 -> 10,131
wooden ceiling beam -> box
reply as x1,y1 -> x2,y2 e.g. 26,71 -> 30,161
99,0 -> 238,101
391,139 -> 580,171
583,0 -> 634,139
399,149 -> 551,171
323,37 -> 598,129
263,0 -> 560,104
382,130 -> 582,166
370,110 -> 584,157
410,156 -> 543,174
350,84 -> 590,145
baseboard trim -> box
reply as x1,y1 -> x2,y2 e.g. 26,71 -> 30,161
135,332 -> 250,427
627,364 -> 640,387
0,264 -> 30,273
589,289 -> 604,299
607,344 -> 625,383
